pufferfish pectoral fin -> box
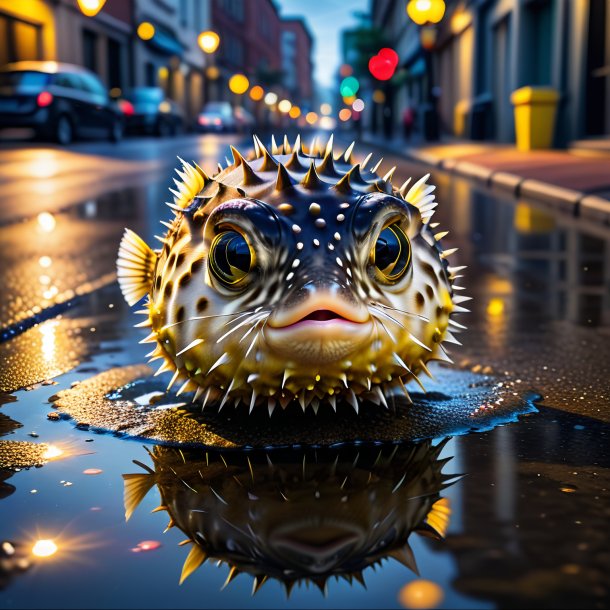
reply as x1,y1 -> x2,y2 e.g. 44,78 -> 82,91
116,228 -> 157,306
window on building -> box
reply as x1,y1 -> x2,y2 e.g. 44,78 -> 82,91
218,0 -> 244,22
107,38 -> 122,89
194,1 -> 201,31
179,0 -> 188,26
82,28 -> 98,73
224,33 -> 244,67
0,12 -> 43,64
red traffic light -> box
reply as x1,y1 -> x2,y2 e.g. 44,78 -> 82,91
378,48 -> 399,68
368,55 -> 396,81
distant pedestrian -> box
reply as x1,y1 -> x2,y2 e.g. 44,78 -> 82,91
402,106 -> 415,140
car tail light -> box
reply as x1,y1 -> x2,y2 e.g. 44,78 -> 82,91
118,99 -> 135,116
213,118 -> 221,125
198,116 -> 209,125
37,91 -> 53,107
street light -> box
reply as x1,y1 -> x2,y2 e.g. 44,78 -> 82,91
76,0 -> 106,17
137,22 -> 155,41
406,0 -> 445,24
198,31 -> 220,54
228,74 -> 249,95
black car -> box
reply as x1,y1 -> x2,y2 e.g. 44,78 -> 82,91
118,87 -> 184,137
0,61 -> 123,145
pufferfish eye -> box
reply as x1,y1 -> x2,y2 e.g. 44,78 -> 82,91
209,230 -> 254,285
371,223 -> 411,282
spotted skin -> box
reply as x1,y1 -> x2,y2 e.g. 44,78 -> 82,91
116,135 -> 469,413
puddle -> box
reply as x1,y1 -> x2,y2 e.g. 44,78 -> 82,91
49,364 -> 539,448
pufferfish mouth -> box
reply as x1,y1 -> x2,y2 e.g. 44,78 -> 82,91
264,293 -> 373,363
267,292 -> 370,330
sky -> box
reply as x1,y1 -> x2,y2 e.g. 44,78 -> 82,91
276,0 -> 369,91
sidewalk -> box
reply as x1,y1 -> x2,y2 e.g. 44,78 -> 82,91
361,132 -> 610,225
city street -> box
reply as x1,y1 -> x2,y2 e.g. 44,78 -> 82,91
0,132 -> 608,608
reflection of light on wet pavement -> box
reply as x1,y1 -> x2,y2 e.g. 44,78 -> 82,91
131,540 -> 161,553
398,579 -> 444,609
487,297 -> 505,316
42,445 -> 64,460
37,212 -> 56,233
39,320 -> 58,362
32,539 -> 58,558
27,153 -> 60,179
42,286 -> 58,300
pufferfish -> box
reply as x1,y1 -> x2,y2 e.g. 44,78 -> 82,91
116,135 -> 469,414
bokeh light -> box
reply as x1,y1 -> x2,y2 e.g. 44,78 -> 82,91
319,116 -> 336,130
76,0 -> 106,17
406,0 -> 446,25
343,94 -> 356,105
339,76 -> 360,97
278,99 -> 292,113
369,53 -> 396,80
339,64 -> 353,77
228,74 -> 249,95
32,539 -> 58,558
137,22 -> 155,41
373,89 -> 386,103
205,65 -> 219,80
339,108 -> 352,121
487,298 -> 505,316
288,105 -> 301,119
398,579 -> 444,609
264,92 -> 278,105
320,103 -> 332,115
249,85 -> 264,101
305,111 -> 318,125
352,98 -> 365,112
197,31 -> 220,53
37,212 -> 56,232
379,47 -> 399,67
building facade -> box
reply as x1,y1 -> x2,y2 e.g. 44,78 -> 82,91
211,0 -> 283,103
280,18 -> 314,110
369,0 -> 610,145
132,0 -> 211,123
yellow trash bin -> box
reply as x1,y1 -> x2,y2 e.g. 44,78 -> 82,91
510,87 -> 559,151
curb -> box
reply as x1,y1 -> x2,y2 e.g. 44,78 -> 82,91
400,144 -> 610,225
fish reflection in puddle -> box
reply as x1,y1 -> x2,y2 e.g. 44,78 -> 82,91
123,440 -> 458,593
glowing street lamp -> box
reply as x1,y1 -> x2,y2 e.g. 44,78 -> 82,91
137,22 -> 155,41
278,99 -> 292,113
198,31 -> 220,54
406,0 -> 446,25
228,74 -> 249,95
76,0 -> 106,17
32,539 -> 58,558
249,85 -> 264,101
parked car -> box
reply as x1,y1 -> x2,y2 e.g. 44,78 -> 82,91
0,61 -> 123,145
118,87 -> 184,137
197,101 -> 235,132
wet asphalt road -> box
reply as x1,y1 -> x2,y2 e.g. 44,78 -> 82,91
0,132 -> 608,609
